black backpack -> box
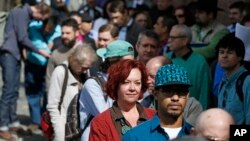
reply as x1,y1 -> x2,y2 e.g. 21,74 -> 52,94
219,71 -> 250,103
235,71 -> 250,102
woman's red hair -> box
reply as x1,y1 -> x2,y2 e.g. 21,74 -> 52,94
106,59 -> 148,100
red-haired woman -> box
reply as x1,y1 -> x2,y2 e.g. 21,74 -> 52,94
89,59 -> 156,141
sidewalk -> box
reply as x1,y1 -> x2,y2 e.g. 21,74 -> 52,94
0,65 -> 46,141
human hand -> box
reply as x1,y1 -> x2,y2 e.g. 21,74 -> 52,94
39,49 -> 51,58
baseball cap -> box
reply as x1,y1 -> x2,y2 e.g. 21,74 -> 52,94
155,64 -> 191,88
96,40 -> 134,59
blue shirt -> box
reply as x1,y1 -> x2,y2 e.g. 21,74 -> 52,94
213,62 -> 225,97
79,72 -> 114,141
122,114 -> 192,141
218,66 -> 250,124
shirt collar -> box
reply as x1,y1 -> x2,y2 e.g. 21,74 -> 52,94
222,66 -> 246,83
111,101 -> 148,121
171,49 -> 193,60
150,114 -> 193,135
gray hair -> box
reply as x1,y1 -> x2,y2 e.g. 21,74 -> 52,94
137,30 -> 160,45
69,44 -> 98,65
173,24 -> 192,43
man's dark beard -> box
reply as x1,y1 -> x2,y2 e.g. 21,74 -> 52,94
63,39 -> 76,48
168,112 -> 181,119
163,110 -> 181,120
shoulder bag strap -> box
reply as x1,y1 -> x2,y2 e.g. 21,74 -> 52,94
236,71 -> 250,103
58,64 -> 68,113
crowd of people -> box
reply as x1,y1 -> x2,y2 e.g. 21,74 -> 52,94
0,0 -> 250,141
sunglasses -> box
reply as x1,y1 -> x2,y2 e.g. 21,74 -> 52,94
158,87 -> 189,97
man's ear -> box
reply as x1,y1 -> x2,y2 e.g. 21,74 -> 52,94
190,127 -> 197,135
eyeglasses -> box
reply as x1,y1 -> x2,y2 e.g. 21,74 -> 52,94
169,35 -> 186,40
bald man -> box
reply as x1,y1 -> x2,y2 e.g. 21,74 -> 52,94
140,56 -> 203,126
194,108 -> 235,141
147,56 -> 172,95
140,56 -> 172,108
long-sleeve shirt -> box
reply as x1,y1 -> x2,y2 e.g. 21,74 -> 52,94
1,4 -> 39,60
122,115 -> 192,141
191,21 -> 229,61
166,50 -> 211,109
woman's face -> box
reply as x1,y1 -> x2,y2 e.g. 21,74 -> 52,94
117,68 -> 142,104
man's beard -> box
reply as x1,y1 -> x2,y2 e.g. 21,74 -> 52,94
63,39 -> 76,48
167,111 -> 181,119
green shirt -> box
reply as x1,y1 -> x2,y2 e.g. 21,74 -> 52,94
166,51 -> 211,109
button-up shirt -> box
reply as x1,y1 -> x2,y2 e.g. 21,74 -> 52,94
122,114 -> 193,141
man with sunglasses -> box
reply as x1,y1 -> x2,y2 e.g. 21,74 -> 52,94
123,64 -> 193,141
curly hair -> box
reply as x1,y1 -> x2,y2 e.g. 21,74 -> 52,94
106,59 -> 148,100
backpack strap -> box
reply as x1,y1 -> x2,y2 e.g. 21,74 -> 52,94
218,81 -> 225,93
58,64 -> 68,113
82,114 -> 94,134
236,71 -> 250,102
